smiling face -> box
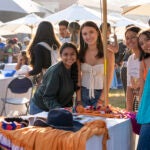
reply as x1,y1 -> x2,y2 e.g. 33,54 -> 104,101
125,31 -> 139,50
81,26 -> 98,46
139,34 -> 150,53
60,47 -> 77,69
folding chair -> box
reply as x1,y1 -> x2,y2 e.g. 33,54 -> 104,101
0,76 -> 33,116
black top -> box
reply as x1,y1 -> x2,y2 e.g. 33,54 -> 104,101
29,44 -> 51,76
32,61 -> 74,111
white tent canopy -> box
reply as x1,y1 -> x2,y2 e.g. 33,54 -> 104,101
0,13 -> 42,35
122,0 -> 150,16
109,13 -> 148,28
45,4 -> 102,23
0,0 -> 52,22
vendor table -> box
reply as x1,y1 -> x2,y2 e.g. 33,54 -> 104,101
0,113 -> 135,150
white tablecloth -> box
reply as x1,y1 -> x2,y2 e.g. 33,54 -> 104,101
86,118 -> 134,150
4,63 -> 17,70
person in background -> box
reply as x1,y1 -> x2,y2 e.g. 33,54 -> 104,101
100,22 -> 118,53
120,24 -> 135,95
136,29 -> 150,150
68,21 -> 80,48
58,20 -> 70,44
0,37 -> 5,62
22,36 -> 30,51
125,26 -> 141,112
29,42 -> 79,115
12,38 -> 21,62
15,51 -> 31,75
79,21 -> 114,107
12,38 -> 21,52
114,40 -> 127,88
26,21 -> 61,77
3,39 -> 20,63
148,19 -> 150,27
100,22 -> 119,90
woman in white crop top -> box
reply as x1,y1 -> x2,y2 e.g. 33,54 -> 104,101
78,21 -> 115,107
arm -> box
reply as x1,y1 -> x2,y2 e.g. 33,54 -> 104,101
139,62 -> 145,100
15,55 -> 22,70
43,71 -> 62,109
107,51 -> 115,91
99,51 -> 115,102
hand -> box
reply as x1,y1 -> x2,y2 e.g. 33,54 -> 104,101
25,72 -> 30,77
96,99 -> 104,109
76,100 -> 82,106
131,77 -> 140,89
107,44 -> 118,53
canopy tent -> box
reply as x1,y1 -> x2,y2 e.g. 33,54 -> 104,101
0,13 -> 42,35
122,0 -> 150,16
44,4 -> 101,23
0,0 -> 52,22
109,13 -> 148,28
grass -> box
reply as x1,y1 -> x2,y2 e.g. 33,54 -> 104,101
108,88 -> 126,109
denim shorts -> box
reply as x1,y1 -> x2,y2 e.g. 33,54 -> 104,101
29,100 -> 44,115
137,123 -> 150,150
81,86 -> 102,107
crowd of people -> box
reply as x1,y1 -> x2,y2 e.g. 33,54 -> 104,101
0,19 -> 150,149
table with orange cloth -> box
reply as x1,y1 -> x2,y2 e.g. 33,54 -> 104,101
0,112 -> 134,150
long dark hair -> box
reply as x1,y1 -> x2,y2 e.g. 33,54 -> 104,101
27,21 -> 61,66
79,21 -> 104,63
68,22 -> 80,46
60,42 -> 79,91
138,29 -> 150,61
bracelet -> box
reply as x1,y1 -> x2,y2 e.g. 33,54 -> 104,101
76,100 -> 82,105
98,99 -> 104,106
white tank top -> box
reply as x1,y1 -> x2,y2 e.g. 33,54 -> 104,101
81,63 -> 104,98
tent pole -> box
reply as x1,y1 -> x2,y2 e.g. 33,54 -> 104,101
102,0 -> 108,106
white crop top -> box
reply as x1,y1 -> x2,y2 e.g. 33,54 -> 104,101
81,63 -> 104,98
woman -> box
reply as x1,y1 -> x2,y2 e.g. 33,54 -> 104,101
79,21 -> 114,107
26,21 -> 61,77
138,30 -> 150,99
15,51 -> 31,75
68,22 -> 80,48
125,26 -> 141,112
136,29 -> 150,150
30,42 -> 79,115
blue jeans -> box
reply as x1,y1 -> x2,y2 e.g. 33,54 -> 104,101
29,100 -> 44,115
81,86 -> 102,107
137,123 -> 150,150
